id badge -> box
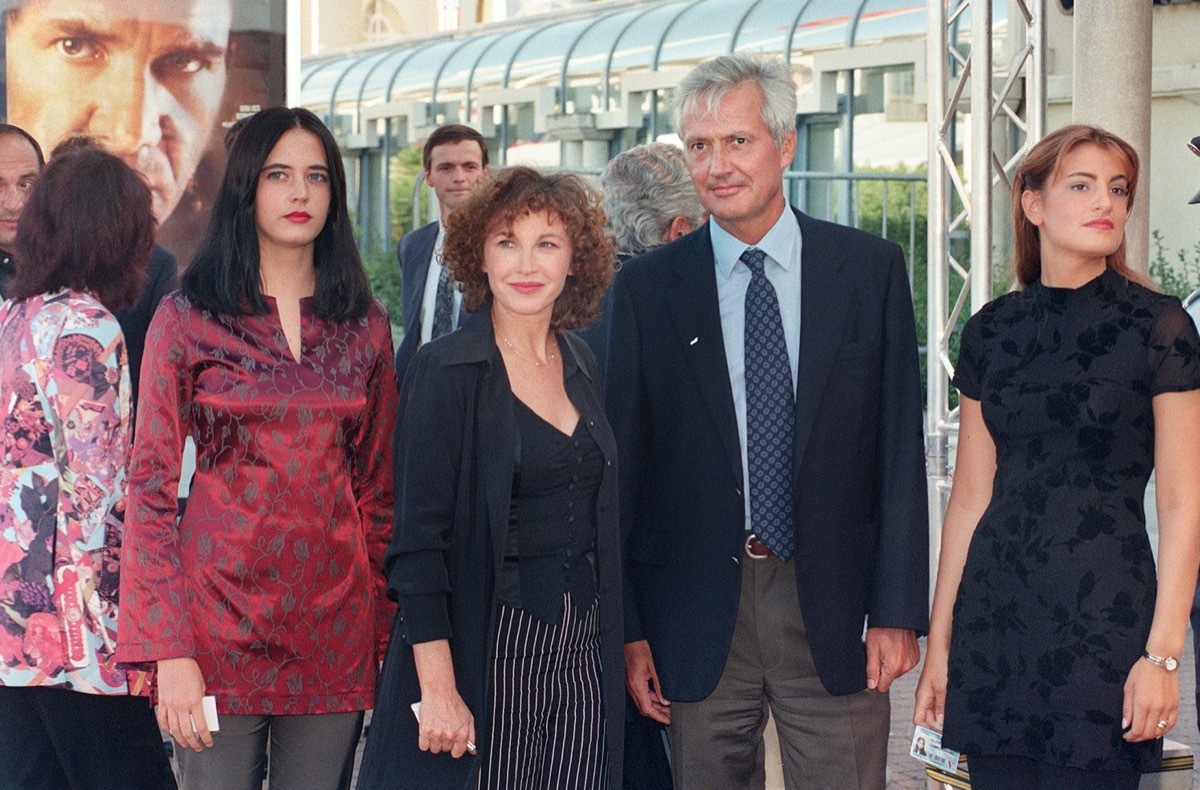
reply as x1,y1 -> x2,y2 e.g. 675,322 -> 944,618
910,725 -> 960,773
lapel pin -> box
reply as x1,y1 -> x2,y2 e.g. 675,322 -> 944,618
689,337 -> 699,346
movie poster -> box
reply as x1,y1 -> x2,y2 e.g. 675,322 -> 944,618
0,0 -> 288,269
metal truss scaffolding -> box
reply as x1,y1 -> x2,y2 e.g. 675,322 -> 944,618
925,0 -> 1046,563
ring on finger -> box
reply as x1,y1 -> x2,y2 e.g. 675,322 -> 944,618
1156,720 -> 1170,729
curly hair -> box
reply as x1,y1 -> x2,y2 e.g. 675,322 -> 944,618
442,167 -> 615,332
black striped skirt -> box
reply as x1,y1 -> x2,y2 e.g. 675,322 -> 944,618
479,593 -> 608,790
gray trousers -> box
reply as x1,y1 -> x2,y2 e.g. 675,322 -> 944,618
173,710 -> 363,790
667,557 -> 889,790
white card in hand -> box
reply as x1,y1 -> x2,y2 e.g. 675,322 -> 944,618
202,695 -> 220,733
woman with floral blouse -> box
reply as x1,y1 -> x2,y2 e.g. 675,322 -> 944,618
118,108 -> 397,789
0,147 -> 174,787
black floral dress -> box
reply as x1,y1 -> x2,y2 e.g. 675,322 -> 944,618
942,268 -> 1200,771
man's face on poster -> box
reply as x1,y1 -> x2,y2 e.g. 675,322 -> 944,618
6,0 -> 232,224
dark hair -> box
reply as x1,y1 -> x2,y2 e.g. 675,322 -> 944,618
0,123 -> 43,168
443,167 -> 615,332
183,107 -> 371,322
48,134 -> 103,160
1013,124 -> 1148,289
422,124 -> 489,172
223,115 -> 253,153
9,148 -> 153,311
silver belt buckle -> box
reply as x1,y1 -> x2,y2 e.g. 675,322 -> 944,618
744,533 -> 768,560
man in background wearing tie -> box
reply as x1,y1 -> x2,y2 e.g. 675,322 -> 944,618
395,124 -> 490,383
605,54 -> 928,788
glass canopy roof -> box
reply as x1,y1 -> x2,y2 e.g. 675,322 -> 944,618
301,0 -> 952,124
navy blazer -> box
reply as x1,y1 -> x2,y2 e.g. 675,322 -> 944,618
394,221 -> 440,385
359,308 -> 625,789
605,208 -> 928,700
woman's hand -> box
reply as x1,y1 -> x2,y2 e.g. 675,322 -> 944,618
913,645 -> 948,731
1122,657 -> 1179,742
156,657 -> 212,752
412,639 -> 476,758
416,690 -> 477,758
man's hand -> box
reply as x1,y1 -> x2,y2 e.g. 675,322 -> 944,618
624,640 -> 671,724
865,627 -> 920,692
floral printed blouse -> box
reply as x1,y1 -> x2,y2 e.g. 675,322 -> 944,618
0,290 -> 145,696
117,292 -> 397,716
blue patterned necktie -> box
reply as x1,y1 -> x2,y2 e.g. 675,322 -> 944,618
430,262 -> 454,339
743,247 -> 795,561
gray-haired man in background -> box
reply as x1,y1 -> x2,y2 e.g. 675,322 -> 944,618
578,142 -> 707,372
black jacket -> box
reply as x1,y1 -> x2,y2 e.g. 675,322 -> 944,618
394,221 -> 440,386
358,307 -> 624,789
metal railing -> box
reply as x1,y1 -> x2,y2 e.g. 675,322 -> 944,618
786,169 -> 926,288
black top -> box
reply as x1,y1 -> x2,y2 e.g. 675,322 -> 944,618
113,245 -> 178,410
0,250 -> 13,298
496,399 -> 603,624
943,268 -> 1200,771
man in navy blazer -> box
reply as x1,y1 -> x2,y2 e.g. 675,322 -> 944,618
606,54 -> 928,788
395,125 -> 489,383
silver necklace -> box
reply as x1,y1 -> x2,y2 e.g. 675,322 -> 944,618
501,334 -> 557,367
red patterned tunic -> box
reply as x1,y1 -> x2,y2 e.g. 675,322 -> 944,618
117,292 -> 397,715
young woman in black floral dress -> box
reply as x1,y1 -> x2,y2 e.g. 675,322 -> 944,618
914,125 -> 1200,789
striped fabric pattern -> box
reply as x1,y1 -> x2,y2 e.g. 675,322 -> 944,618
479,593 -> 608,789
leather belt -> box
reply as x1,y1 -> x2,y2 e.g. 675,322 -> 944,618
744,533 -> 773,560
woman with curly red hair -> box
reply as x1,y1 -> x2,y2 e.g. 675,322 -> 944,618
358,166 -> 623,789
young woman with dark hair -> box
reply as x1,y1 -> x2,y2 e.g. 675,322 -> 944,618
0,148 -> 174,787
182,107 -> 372,323
118,107 -> 397,788
915,125 -> 1200,788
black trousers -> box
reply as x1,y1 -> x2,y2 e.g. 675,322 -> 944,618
480,594 -> 607,790
968,754 -> 1140,790
0,685 -> 176,790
